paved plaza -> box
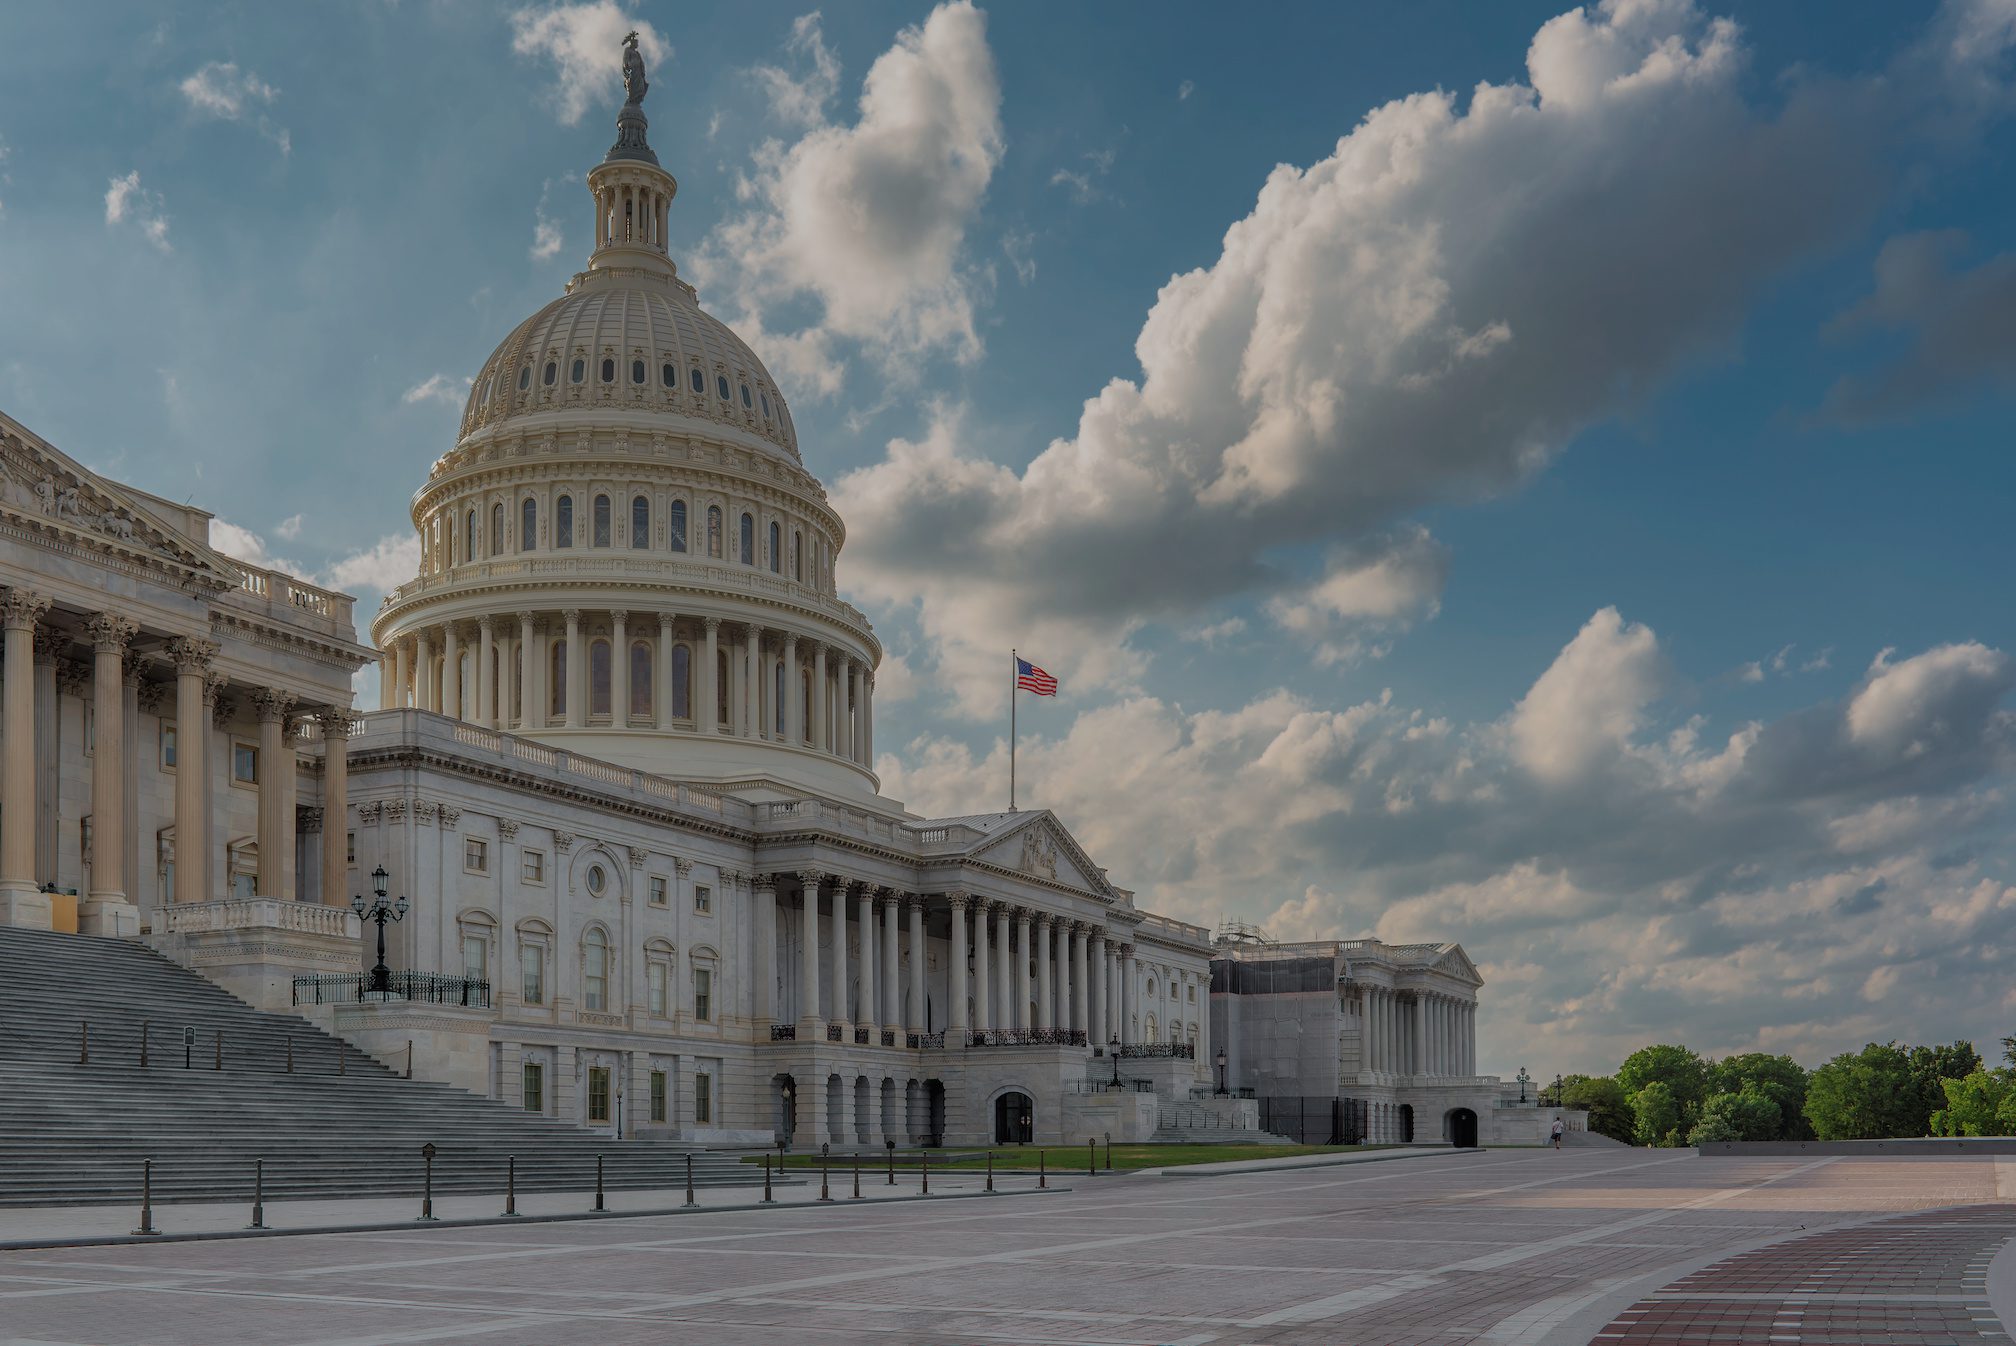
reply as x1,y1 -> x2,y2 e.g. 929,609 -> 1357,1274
0,1148 -> 2013,1345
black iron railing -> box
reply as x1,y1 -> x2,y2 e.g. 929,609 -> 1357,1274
825,1024 -> 842,1042
964,1028 -> 1087,1048
769,1024 -> 797,1041
1117,1042 -> 1194,1059
880,1029 -> 896,1047
290,972 -> 491,1008
907,1031 -> 945,1049
853,1026 -> 870,1044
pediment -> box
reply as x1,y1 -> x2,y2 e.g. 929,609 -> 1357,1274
1434,944 -> 1482,985
0,414 -> 233,582
971,813 -> 1104,896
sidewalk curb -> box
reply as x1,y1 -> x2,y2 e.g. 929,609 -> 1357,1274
0,1183 -> 1068,1253
1144,1146 -> 1489,1178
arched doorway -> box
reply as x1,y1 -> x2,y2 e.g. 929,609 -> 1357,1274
1446,1107 -> 1478,1148
773,1073 -> 797,1145
1397,1103 -> 1415,1143
995,1091 -> 1034,1144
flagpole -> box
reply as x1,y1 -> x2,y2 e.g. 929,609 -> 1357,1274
1009,648 -> 1017,812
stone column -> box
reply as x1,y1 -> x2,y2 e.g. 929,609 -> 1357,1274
782,633 -> 801,745
385,643 -> 402,709
879,890 -> 900,1028
252,689 -> 296,898
320,709 -> 355,907
856,883 -> 876,1037
441,623 -> 461,719
904,895 -> 925,1033
797,872 -> 822,1031
700,617 -> 720,734
753,875 -> 777,1025
515,612 -> 536,729
995,903 -> 1014,1030
82,613 -> 137,925
1088,929 -> 1107,1044
837,660 -> 854,761
414,629 -> 433,712
1034,914 -> 1053,1032
829,877 -> 849,1027
743,625 -> 762,740
970,896 -> 990,1031
166,637 -> 215,904
946,892 -> 970,1033
562,610 -> 583,728
0,592 -> 49,922
610,610 -> 629,726
862,672 -> 874,763
654,612 -> 673,729
476,618 -> 495,725
1466,1002 -> 1476,1075
1106,945 -> 1122,1046
811,643 -> 828,751
1119,944 -> 1137,1044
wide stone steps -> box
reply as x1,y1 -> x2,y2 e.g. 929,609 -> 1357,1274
0,926 -> 774,1206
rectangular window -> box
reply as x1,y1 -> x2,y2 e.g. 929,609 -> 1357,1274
693,968 -> 712,1022
347,832 -> 356,865
693,1072 -> 712,1124
694,884 -> 711,914
462,933 -> 487,982
650,1070 -> 668,1123
160,722 -> 177,771
520,943 -> 545,1005
649,962 -> 668,1017
649,875 -> 667,906
464,837 -> 488,873
232,741 -> 258,785
522,850 -> 545,883
588,1066 -> 611,1123
522,1061 -> 544,1113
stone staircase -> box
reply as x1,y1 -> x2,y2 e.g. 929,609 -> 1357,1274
0,926 -> 772,1206
1149,1100 -> 1295,1145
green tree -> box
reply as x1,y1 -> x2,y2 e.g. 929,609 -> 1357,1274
1906,1041 -> 1984,1135
1708,1053 -> 1810,1140
1560,1075 -> 1635,1144
1931,1071 -> 2015,1137
1804,1043 -> 1919,1140
1618,1045 -> 1709,1127
1632,1081 -> 1683,1147
1687,1088 -> 1781,1144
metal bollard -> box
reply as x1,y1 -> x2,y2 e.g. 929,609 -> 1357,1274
79,1021 -> 88,1065
132,1159 -> 160,1236
684,1154 -> 696,1208
406,1040 -> 413,1079
183,1026 -> 193,1070
819,1154 -> 831,1202
595,1154 -> 605,1212
247,1158 -> 266,1230
1039,1150 -> 1046,1189
418,1142 -> 437,1221
921,1150 -> 929,1196
886,1142 -> 896,1186
504,1155 -> 518,1217
214,1032 -> 221,1071
1104,1132 -> 1112,1172
1088,1137 -> 1096,1175
762,1154 -> 774,1203
851,1156 -> 860,1200
986,1152 -> 994,1193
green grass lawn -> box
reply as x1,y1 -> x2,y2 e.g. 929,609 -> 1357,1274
741,1142 -> 1395,1173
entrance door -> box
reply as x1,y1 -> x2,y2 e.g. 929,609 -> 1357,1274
1447,1108 -> 1478,1148
994,1091 -> 1034,1144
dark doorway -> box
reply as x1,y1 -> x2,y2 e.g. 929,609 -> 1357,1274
774,1073 -> 797,1144
994,1091 -> 1033,1144
1447,1107 -> 1478,1148
1398,1103 -> 1415,1143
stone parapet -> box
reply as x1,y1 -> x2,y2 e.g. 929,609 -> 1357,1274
146,898 -> 362,1012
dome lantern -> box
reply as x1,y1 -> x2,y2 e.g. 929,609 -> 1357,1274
586,31 -> 678,281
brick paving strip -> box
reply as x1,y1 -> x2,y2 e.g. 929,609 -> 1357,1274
1588,1204 -> 2016,1343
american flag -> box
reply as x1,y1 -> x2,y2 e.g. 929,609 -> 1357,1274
1015,656 -> 1058,696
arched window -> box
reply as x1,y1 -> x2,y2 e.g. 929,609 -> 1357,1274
738,513 -> 754,566
589,639 -> 612,717
570,357 -> 586,384
690,367 -> 705,394
464,509 -> 476,563
582,928 -> 609,1012
592,494 -> 611,548
707,506 -> 723,558
630,495 -> 649,549
715,650 -> 731,726
490,503 -> 504,555
549,639 -> 567,717
773,659 -> 785,735
671,644 -> 691,719
630,359 -> 645,385
630,641 -> 653,719
768,521 -> 781,574
542,360 -> 556,386
668,500 -> 687,553
792,529 -> 802,581
662,362 -> 676,387
760,391 -> 771,419
518,365 -> 531,391
520,498 -> 537,552
740,383 -> 752,409
555,495 -> 574,548
600,357 -> 615,383
716,374 -> 731,400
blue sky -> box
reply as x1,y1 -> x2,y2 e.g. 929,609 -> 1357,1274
5,0 -> 2016,1077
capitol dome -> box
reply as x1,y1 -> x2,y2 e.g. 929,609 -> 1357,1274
371,72 -> 885,805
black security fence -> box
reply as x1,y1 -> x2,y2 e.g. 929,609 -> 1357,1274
1255,1096 -> 1369,1146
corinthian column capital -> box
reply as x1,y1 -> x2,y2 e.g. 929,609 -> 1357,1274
0,589 -> 50,632
252,688 -> 298,723
85,612 -> 139,653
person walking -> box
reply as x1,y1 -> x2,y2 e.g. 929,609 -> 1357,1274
1550,1117 -> 1565,1150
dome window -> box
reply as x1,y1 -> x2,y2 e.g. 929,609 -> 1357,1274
571,358 -> 586,384
760,392 -> 771,418
520,498 -> 537,552
661,362 -> 676,387
600,358 -> 616,384
738,513 -> 754,566
631,359 -> 645,385
518,365 -> 531,392
768,521 -> 781,574
669,500 -> 687,553
592,494 -> 612,548
739,384 -> 752,409
555,495 -> 574,548
542,361 -> 557,387
716,375 -> 730,400
631,495 -> 650,549
690,367 -> 705,394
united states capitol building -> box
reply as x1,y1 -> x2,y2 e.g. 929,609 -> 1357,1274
0,58 -> 1547,1150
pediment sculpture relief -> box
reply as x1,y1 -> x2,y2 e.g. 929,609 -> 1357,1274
1018,827 -> 1059,881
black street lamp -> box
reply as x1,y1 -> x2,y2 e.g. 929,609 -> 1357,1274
1215,1048 -> 1229,1097
1516,1066 -> 1530,1104
1108,1035 -> 1121,1088
1551,1073 -> 1564,1107
351,865 -> 408,995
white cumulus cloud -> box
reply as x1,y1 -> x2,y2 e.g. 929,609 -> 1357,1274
510,2 -> 670,127
104,171 -> 170,252
179,61 -> 289,154
402,374 -> 468,406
